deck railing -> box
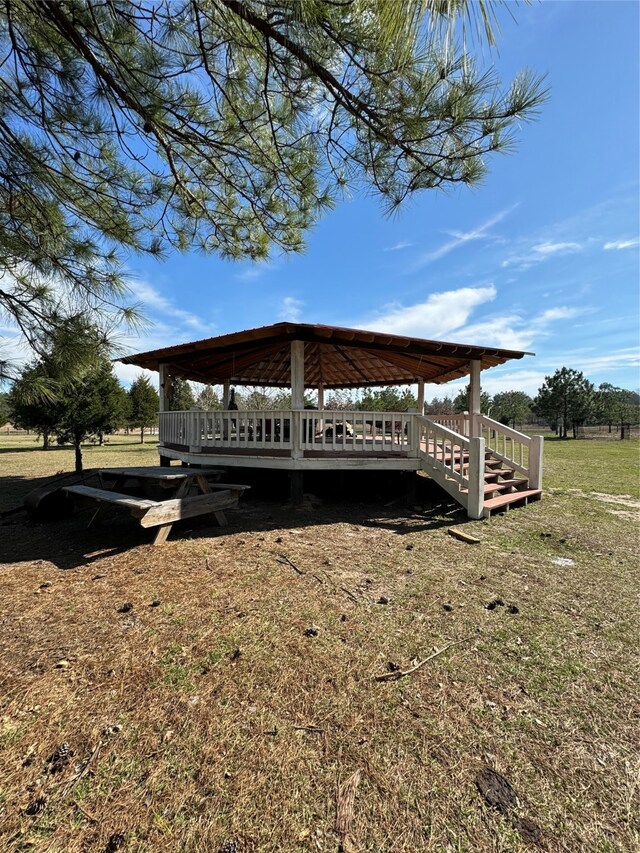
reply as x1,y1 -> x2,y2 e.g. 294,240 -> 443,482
159,409 -> 416,455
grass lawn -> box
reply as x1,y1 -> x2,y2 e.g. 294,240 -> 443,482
0,435 -> 638,852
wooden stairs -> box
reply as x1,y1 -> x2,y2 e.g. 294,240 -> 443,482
435,447 -> 542,518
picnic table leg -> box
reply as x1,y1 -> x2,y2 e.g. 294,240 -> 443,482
195,474 -> 228,526
152,523 -> 173,545
150,477 -> 191,544
87,505 -> 106,529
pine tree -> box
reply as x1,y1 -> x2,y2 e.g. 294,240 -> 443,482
128,376 -> 160,443
534,368 -> 595,439
169,379 -> 196,411
0,1 -> 546,349
9,324 -> 128,470
491,391 -> 532,428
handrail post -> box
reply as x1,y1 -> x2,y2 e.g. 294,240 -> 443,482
467,436 -> 485,519
529,435 -> 544,490
291,410 -> 303,459
409,413 -> 419,457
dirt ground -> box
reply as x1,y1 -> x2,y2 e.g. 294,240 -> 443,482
0,440 -> 639,852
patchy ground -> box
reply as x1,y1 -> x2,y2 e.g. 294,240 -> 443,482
0,437 -> 638,852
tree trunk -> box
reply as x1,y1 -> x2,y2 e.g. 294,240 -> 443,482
620,422 -> 625,440
140,425 -> 144,443
98,432 -> 104,446
42,431 -> 50,450
74,435 -> 83,473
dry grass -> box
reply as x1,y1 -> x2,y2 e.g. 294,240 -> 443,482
0,437 -> 638,852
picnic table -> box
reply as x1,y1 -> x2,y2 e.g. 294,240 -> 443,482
64,466 -> 249,545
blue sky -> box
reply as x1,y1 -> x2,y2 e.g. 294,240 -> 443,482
112,1 -> 638,399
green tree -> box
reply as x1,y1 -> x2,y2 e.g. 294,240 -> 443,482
491,391 -> 532,429
196,385 -> 222,410
534,368 -> 595,439
128,376 -> 159,443
10,340 -> 127,469
595,384 -> 640,439
54,363 -> 128,471
358,387 -> 418,411
324,390 -> 355,411
169,378 -> 196,411
425,395 -> 455,415
0,1 -> 546,349
453,388 -> 492,414
0,391 -> 12,426
8,363 -> 61,448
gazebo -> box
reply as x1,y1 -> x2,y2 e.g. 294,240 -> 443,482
120,322 -> 543,518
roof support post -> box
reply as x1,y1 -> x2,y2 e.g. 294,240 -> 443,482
223,381 -> 230,410
416,378 -> 425,415
291,341 -> 305,459
469,359 -> 482,438
317,382 -> 324,410
159,364 -> 171,412
291,341 -> 305,409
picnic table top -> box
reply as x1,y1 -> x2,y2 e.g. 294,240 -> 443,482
99,466 -> 225,481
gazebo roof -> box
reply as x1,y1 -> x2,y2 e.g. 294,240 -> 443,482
120,322 -> 531,388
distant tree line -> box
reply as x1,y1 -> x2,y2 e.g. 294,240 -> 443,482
3,355 -> 638,469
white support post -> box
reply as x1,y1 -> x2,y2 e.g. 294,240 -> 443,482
469,359 -> 482,438
528,435 -> 544,490
159,364 -> 170,412
158,364 -> 171,465
416,378 -> 425,415
317,382 -> 324,410
467,436 -> 485,519
291,340 -> 305,459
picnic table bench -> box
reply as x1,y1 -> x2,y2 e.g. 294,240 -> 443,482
64,466 -> 249,545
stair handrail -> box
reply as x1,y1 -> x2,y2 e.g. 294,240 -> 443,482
476,414 -> 544,489
415,415 -> 485,518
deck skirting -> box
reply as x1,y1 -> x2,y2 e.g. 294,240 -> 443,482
159,444 -> 420,471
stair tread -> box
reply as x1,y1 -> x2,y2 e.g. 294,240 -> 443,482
461,479 -> 527,495
483,489 -> 542,510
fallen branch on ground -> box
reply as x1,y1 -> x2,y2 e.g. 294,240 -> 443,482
276,554 -> 304,575
372,637 -> 472,682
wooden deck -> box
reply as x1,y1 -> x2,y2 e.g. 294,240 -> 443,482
158,410 -> 544,518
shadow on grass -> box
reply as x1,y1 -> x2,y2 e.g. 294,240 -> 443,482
0,469 -> 467,571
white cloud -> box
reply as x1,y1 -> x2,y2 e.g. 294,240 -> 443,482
536,306 -> 583,323
502,240 -> 583,270
360,285 -> 497,339
410,206 -> 516,270
384,241 -> 413,252
533,241 -> 582,255
113,362 -> 157,387
234,262 -> 272,282
133,280 -> 214,333
279,296 -> 304,322
458,305 -> 585,351
603,238 -> 640,250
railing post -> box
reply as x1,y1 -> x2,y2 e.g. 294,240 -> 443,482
291,410 -> 303,459
467,436 -> 485,519
528,435 -> 544,490
409,413 -> 420,457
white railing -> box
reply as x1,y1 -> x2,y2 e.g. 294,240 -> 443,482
160,410 -> 293,450
159,409 -> 416,455
477,415 -> 543,489
415,415 -> 484,519
428,413 -> 470,435
300,410 -> 414,453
